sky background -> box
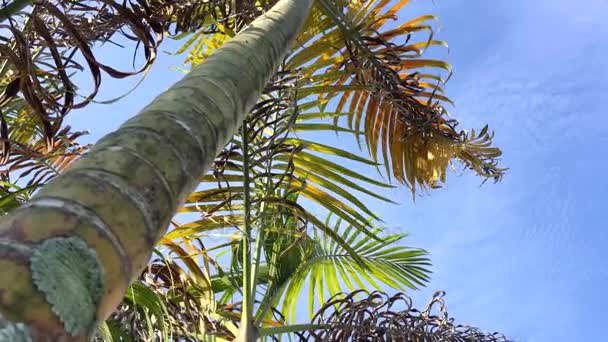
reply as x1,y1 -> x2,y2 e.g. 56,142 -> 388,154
66,1 -> 608,341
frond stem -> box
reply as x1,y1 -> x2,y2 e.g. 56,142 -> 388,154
240,120 -> 254,332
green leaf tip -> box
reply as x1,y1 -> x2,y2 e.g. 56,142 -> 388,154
30,237 -> 104,336
0,322 -> 32,342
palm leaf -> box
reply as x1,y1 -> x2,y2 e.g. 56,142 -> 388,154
255,214 -> 431,323
286,0 -> 505,195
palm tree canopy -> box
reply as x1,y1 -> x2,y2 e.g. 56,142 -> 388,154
0,0 -> 510,340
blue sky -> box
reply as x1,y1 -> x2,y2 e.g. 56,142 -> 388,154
392,1 -> 608,341
67,1 -> 608,341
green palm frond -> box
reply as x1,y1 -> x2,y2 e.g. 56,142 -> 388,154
257,214 -> 431,323
168,69 -> 395,246
99,281 -> 171,342
169,136 -> 387,240
94,319 -> 132,342
101,240 -> 242,341
0,180 -> 39,214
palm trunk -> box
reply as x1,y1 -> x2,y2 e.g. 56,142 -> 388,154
0,0 -> 313,340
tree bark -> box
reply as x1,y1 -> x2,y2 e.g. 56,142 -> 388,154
0,0 -> 313,340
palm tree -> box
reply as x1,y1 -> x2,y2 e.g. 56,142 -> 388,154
92,57 -> 435,339
0,0 -> 506,340
94,1 -> 507,339
0,1 -> 314,340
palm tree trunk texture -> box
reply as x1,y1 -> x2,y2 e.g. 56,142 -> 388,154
0,0 -> 313,340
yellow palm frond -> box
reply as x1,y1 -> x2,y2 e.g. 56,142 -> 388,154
281,0 -> 506,195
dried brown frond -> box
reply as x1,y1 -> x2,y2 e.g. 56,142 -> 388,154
305,290 -> 512,341
0,0 -> 276,164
